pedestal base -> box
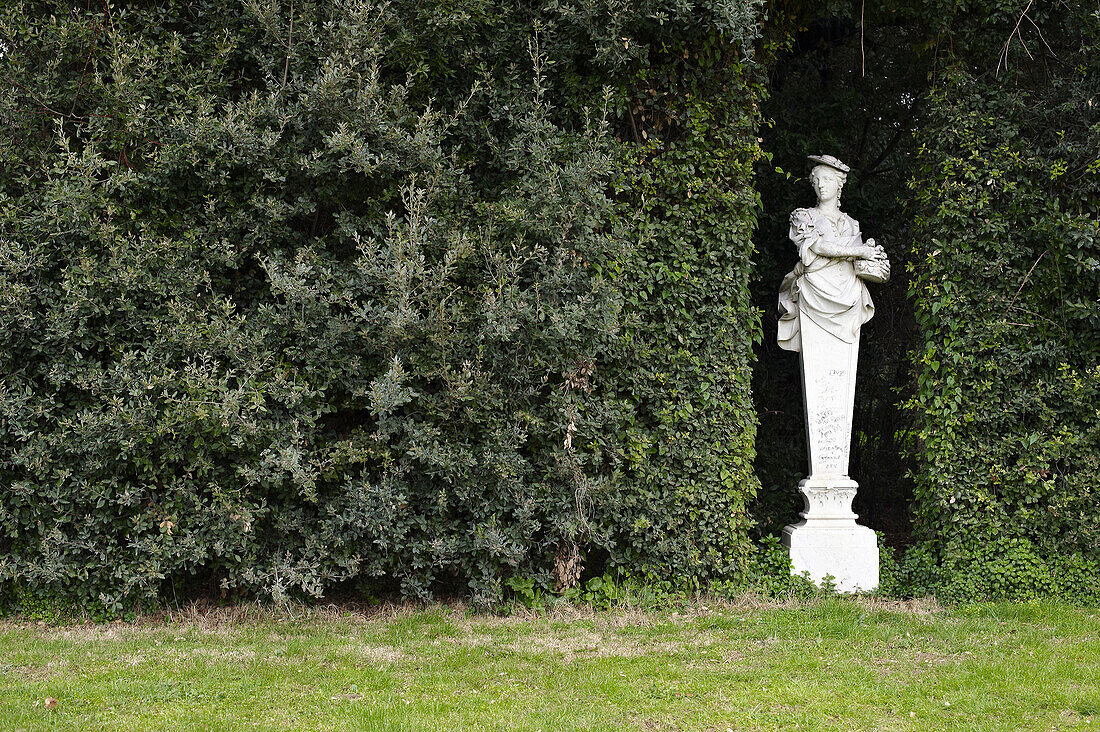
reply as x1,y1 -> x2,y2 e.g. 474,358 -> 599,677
781,477 -> 879,593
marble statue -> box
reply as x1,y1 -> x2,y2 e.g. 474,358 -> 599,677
777,154 -> 889,592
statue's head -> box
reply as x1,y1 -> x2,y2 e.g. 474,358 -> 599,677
807,155 -> 850,205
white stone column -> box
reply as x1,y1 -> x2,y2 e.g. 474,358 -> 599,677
801,313 -> 858,479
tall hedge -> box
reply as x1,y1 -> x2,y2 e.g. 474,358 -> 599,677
0,1 -> 765,610
597,28 -> 765,585
904,0 -> 1100,601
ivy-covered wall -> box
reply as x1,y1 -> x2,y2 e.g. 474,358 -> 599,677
903,1 -> 1100,602
0,0 -> 766,611
749,0 -> 1100,604
599,30 -> 765,587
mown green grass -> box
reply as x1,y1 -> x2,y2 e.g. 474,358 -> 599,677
2,597 -> 1098,730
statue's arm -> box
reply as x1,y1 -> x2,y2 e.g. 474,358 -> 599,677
791,210 -> 877,261
809,239 -> 878,260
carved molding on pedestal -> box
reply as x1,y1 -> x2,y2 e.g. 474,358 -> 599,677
784,477 -> 878,592
798,478 -> 859,522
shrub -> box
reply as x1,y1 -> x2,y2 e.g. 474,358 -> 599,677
0,0 -> 766,611
904,1 -> 1100,600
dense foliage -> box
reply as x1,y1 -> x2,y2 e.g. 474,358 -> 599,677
3,0 -> 1096,612
599,33 -> 765,586
903,0 -> 1100,602
0,0 -> 766,611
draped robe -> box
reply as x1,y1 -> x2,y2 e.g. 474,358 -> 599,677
777,207 -> 875,352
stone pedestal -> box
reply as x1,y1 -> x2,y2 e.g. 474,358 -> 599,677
783,314 -> 878,593
782,478 -> 878,592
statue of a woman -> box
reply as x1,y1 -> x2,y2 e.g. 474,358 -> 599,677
777,154 -> 889,593
777,154 -> 888,478
777,157 -> 887,353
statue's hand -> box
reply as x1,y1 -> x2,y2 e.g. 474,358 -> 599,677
861,239 -> 887,261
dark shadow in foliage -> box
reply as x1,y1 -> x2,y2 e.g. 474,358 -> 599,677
750,5 -> 929,546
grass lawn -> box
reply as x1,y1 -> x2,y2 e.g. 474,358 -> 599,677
1,596 -> 1099,730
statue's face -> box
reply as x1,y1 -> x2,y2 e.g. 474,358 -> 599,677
811,167 -> 845,204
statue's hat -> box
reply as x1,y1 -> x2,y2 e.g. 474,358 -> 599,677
807,154 -> 850,174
